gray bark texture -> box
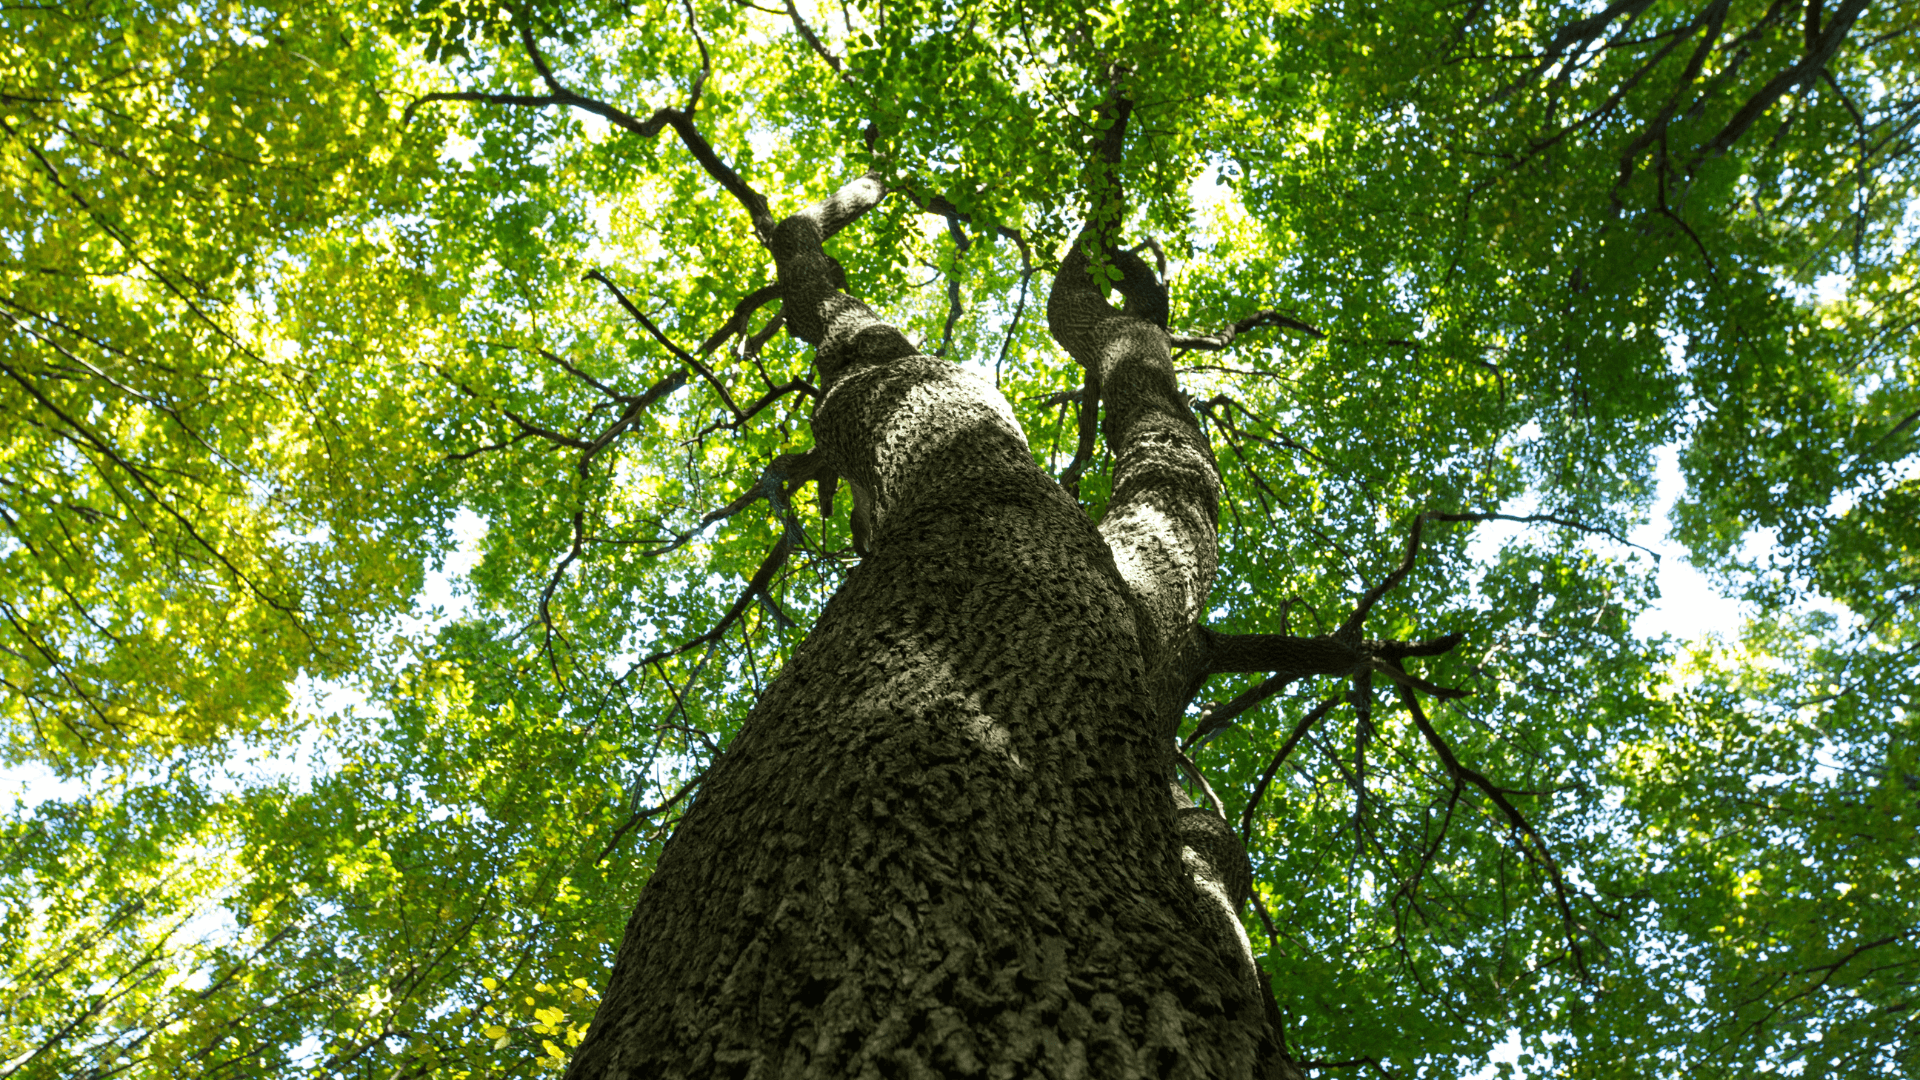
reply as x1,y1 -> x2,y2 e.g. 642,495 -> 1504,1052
565,167 -> 1296,1078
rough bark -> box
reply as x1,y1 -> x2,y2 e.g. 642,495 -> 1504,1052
564,170 -> 1290,1077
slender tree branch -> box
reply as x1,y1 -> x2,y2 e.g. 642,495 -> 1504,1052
700,283 -> 783,354
405,8 -> 773,240
594,770 -> 707,864
1057,367 -> 1101,497
1394,677 -> 1590,980
1240,696 -> 1342,843
585,270 -> 744,419
1341,510 -> 1658,644
1392,778 -> 1465,908
783,0 -> 843,71
1171,310 -> 1327,352
995,237 -> 1035,386
1297,1056 -> 1397,1079
631,534 -> 795,671
606,449 -> 823,559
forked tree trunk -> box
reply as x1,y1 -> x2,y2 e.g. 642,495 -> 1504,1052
566,158 -> 1293,1078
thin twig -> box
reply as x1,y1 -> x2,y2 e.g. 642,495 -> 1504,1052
1240,696 -> 1342,844
1394,677 -> 1590,981
594,770 -> 707,864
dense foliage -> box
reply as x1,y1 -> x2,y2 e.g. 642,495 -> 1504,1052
2,0 -> 1914,1077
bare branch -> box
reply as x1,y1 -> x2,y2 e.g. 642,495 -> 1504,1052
594,770 -> 707,864
700,283 -> 782,355
609,449 -> 824,559
1056,367 -> 1100,497
1490,0 -> 1660,106
1297,1056 -> 1397,1079
1365,658 -> 1471,701
581,370 -> 691,460
1203,627 -> 1464,680
585,270 -> 743,419
536,510 -> 589,680
631,534 -> 796,672
783,0 -> 843,71
995,236 -> 1035,386
1187,672 -> 1300,752
404,11 -> 773,240
1192,394 -> 1330,470
1340,509 -> 1659,643
932,218 -> 971,357
1240,696 -> 1342,843
1395,678 -> 1591,980
1171,310 -> 1327,352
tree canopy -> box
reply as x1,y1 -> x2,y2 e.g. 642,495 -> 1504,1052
2,0 -> 1915,1077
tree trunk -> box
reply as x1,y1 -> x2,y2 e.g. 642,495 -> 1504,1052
566,167 -> 1292,1078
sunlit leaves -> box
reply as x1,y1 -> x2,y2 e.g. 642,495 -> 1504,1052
2,0 -> 1916,1077
0,1 -> 458,767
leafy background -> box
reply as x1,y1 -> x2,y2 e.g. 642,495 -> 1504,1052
1,0 -> 1913,1077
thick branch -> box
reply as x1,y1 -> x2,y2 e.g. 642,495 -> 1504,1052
1204,627 -> 1463,677
1185,630 -> 1464,750
769,172 -> 912,384
1049,84 -> 1220,673
1692,0 -> 1869,166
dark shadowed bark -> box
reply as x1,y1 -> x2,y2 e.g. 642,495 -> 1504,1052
564,105 -> 1300,1073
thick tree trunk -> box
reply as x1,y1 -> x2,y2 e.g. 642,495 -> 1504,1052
567,173 -> 1289,1078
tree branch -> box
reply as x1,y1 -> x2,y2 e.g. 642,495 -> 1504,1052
1239,696 -> 1342,843
699,283 -> 783,354
1174,748 -> 1229,819
585,269 -> 743,419
1691,0 -> 1869,167
1394,678 -> 1590,980
783,0 -> 843,71
1171,310 -> 1327,352
630,534 -> 796,671
594,770 -> 707,864
1341,509 -> 1658,644
1049,76 -> 1220,673
770,171 -> 909,377
1056,367 -> 1101,497
606,449 -> 824,560
405,5 -> 774,241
